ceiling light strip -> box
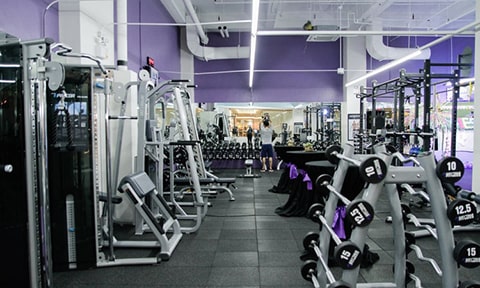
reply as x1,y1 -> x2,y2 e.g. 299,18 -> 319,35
256,30 -> 474,36
345,50 -> 422,87
249,0 -> 260,88
345,20 -> 480,88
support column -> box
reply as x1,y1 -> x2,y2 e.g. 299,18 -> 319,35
57,0 -> 114,66
473,0 -> 480,193
180,27 -> 195,103
342,36 -> 367,144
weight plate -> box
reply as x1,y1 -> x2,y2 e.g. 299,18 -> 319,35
447,199 -> 477,226
453,239 -> 480,268
346,200 -> 375,227
300,259 -> 317,282
325,145 -> 343,164
436,156 -> 465,183
315,174 -> 333,197
302,231 -> 319,250
333,241 -> 362,269
358,156 -> 387,184
307,203 -> 325,223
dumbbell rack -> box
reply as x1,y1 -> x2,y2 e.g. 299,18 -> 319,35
310,143 -> 478,288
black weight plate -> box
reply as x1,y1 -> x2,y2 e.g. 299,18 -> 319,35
300,259 -> 317,282
346,200 -> 375,227
307,203 -> 325,222
453,239 -> 480,268
325,145 -> 342,164
302,231 -> 319,250
358,156 -> 387,184
447,199 -> 477,226
333,241 -> 362,269
315,174 -> 333,196
436,156 -> 465,183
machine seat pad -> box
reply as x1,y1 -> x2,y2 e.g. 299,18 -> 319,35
214,177 -> 236,184
118,172 -> 156,199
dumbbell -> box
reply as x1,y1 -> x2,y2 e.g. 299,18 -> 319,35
301,259 -> 352,288
307,203 -> 363,269
457,190 -> 480,205
446,198 -> 477,226
325,145 -> 387,184
315,174 -> 375,227
453,239 -> 480,269
436,156 -> 465,183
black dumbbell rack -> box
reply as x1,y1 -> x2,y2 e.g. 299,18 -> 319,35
306,143 -> 479,287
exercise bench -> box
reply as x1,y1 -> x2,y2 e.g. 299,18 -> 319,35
173,173 -> 237,201
238,159 -> 261,178
118,171 -> 183,261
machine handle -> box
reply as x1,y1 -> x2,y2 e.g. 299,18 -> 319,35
0,164 -> 13,173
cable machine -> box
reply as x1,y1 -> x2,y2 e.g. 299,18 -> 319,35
0,34 -> 65,288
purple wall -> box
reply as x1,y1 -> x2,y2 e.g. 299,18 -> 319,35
0,0 -> 59,41
126,0 -> 180,79
0,0 -> 179,82
368,36 -> 475,83
194,35 -> 343,103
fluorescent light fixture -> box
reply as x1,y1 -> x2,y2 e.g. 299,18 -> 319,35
248,0 -> 260,88
0,64 -> 21,68
0,79 -> 16,83
345,50 -> 422,87
345,20 -> 480,88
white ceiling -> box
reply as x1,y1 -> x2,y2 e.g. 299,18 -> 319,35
162,0 -> 476,35
160,0 -> 476,109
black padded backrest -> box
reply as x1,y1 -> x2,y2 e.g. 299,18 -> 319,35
118,172 -> 156,198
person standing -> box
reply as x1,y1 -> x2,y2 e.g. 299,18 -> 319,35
259,119 -> 274,172
246,125 -> 253,146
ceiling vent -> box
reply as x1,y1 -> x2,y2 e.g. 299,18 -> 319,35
306,25 -> 340,42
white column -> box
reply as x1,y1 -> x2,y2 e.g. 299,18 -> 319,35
342,36 -> 367,144
180,28 -> 195,103
473,0 -> 480,193
57,0 -> 114,67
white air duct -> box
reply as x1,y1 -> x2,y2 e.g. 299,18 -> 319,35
366,23 -> 431,61
183,0 -> 209,45
185,15 -> 249,61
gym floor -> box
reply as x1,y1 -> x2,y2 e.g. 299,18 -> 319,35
53,167 -> 480,288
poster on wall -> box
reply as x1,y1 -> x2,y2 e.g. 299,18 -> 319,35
348,114 -> 361,141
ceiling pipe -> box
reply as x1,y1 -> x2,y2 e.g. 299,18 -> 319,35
185,16 -> 249,61
223,26 -> 230,38
366,22 -> 430,61
183,1 -> 249,61
218,26 -> 226,38
183,0 -> 209,45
